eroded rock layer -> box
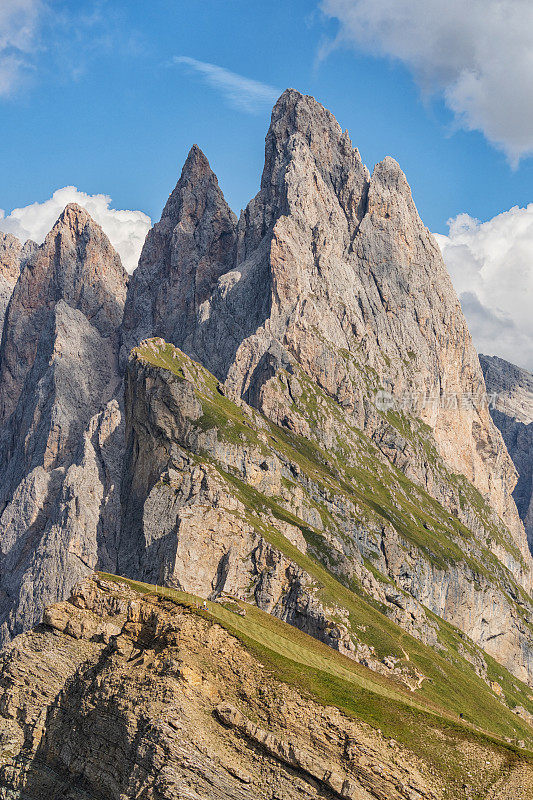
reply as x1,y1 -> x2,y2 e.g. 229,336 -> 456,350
2,575 -> 533,800
481,355 -> 533,550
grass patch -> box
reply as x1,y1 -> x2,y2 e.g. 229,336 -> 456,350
98,572 -> 533,797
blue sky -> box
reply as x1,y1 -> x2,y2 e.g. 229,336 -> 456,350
1,0 -> 532,230
1,0 -> 533,368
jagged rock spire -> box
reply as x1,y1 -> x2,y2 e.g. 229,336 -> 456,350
128,89 -> 531,565
0,203 -> 127,645
120,145 -> 238,362
0,204 -> 127,423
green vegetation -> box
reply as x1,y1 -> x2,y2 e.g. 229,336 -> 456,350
99,572 -> 533,797
130,340 -> 533,761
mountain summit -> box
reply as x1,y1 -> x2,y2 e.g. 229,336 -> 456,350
122,90 -> 527,566
1,94 -> 533,797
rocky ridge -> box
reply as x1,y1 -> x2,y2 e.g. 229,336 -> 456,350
0,90 -> 531,722
121,338 -> 533,686
123,90 -> 527,569
1,574 -> 533,800
0,233 -> 35,335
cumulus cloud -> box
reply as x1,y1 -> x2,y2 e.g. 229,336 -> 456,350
174,56 -> 280,114
435,206 -> 533,371
321,0 -> 533,163
0,186 -> 151,273
0,0 -> 43,96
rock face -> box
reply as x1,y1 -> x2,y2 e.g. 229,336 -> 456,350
0,205 -> 127,645
120,339 -> 533,685
115,89 -> 533,687
0,233 -> 35,335
1,575 -> 533,800
121,144 -> 238,365
481,354 -> 533,550
121,89 -> 528,570
0,88 -> 532,722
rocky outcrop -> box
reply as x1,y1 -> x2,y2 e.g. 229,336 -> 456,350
118,344 -> 358,659
119,340 -> 533,685
0,205 -> 128,645
1,575 -> 532,799
481,354 -> 533,550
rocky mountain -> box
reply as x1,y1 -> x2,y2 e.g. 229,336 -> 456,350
481,354 -> 533,549
122,91 -> 528,574
0,205 -> 127,645
1,89 -> 533,796
116,90 -> 533,685
120,144 -> 238,366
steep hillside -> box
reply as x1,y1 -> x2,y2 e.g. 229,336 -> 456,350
1,574 -> 533,800
0,91 -> 531,750
0,233 -> 35,334
122,90 -> 527,569
121,338 -> 533,685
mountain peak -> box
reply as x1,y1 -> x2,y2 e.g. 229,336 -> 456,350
121,141 -> 237,359
270,88 -> 341,134
260,88 -> 361,200
56,202 -> 94,230
160,144 -> 224,224
267,88 -> 345,152
182,143 -> 210,177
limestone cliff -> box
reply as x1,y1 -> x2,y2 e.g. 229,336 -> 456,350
0,233 -> 35,335
0,88 -> 532,740
481,355 -> 533,550
121,89 -> 528,573
0,205 -> 127,645
121,144 -> 238,366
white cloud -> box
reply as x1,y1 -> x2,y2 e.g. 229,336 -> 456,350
0,0 -> 43,96
321,0 -> 533,163
174,56 -> 280,114
435,206 -> 533,371
0,186 -> 151,273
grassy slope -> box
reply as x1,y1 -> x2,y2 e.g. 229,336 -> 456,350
100,572 -> 533,798
129,342 -> 533,748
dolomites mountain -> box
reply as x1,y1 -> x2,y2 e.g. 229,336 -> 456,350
0,205 -> 127,645
120,338 -> 533,686
481,354 -> 533,550
121,144 -> 238,365
1,89 -> 533,797
123,90 -> 527,565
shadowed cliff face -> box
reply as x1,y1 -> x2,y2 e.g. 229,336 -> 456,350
0,233 -> 36,338
481,354 -> 533,550
0,204 -> 128,645
0,204 -> 126,425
